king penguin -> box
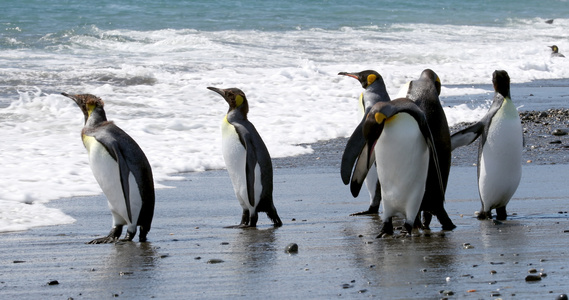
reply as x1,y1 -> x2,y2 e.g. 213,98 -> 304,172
549,45 -> 565,58
207,87 -> 282,228
450,70 -> 523,220
62,93 -> 155,244
338,70 -> 391,215
349,98 -> 444,237
399,69 -> 455,231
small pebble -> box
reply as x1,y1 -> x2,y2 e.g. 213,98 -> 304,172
552,129 -> 568,136
440,290 -> 454,296
341,283 -> 353,289
525,275 -> 541,281
220,242 -> 229,245
467,289 -> 476,293
490,291 -> 501,297
539,272 -> 547,277
490,270 -> 497,274
420,268 -> 427,272
207,259 -> 224,264
285,243 -> 299,253
194,257 -> 201,260
549,140 -> 562,144
358,289 -> 367,293
528,268 -> 537,273
47,280 -> 59,285
556,294 -> 568,300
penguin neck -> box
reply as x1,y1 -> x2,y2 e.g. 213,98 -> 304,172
364,82 -> 390,106
85,107 -> 108,128
227,108 -> 247,122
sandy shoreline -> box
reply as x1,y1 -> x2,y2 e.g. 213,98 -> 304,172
1,156 -> 569,299
1,88 -> 569,298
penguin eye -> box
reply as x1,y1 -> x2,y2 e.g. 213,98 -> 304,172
367,74 -> 377,86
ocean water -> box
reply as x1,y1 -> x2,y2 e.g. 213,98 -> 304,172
1,0 -> 568,232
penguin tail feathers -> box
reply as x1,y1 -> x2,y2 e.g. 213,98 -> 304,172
267,210 -> 283,227
257,198 -> 283,226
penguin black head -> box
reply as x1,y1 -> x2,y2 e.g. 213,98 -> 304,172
62,93 -> 106,124
550,45 -> 560,53
492,70 -> 510,99
338,70 -> 382,89
419,69 -> 441,96
207,87 -> 249,116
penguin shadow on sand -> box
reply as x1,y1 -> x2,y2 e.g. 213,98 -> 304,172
228,228 -> 279,273
207,87 -> 283,229
340,69 -> 455,238
89,242 -> 159,293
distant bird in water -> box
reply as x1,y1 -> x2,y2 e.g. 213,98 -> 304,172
207,87 -> 282,228
63,93 -> 155,244
549,45 -> 565,58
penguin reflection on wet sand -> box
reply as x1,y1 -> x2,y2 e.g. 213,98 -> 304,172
349,98 -> 445,237
450,70 -> 523,220
62,93 -> 155,244
338,70 -> 391,216
549,45 -> 565,58
399,69 -> 456,231
207,87 -> 282,228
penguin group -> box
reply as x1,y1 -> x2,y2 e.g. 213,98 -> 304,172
64,67 -> 523,242
340,69 -> 522,237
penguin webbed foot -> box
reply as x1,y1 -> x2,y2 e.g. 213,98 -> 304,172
476,210 -> 491,220
376,221 -> 394,238
224,224 -> 254,229
118,231 -> 136,242
86,236 -> 119,244
86,226 -> 123,244
350,205 -> 380,216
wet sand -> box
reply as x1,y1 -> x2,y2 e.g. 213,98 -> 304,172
1,160 -> 569,299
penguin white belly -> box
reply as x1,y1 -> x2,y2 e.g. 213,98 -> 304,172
83,136 -> 136,226
221,118 -> 257,210
479,100 -> 522,210
375,114 -> 429,222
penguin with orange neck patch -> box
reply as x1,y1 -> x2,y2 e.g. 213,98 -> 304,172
207,87 -> 282,228
63,93 -> 155,244
339,70 -> 391,216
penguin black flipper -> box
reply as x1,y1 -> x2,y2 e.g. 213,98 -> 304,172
349,141 -> 377,197
450,121 -> 485,151
340,119 -> 366,185
450,98 -> 503,151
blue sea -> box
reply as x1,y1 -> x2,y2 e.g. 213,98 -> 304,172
1,0 -> 568,232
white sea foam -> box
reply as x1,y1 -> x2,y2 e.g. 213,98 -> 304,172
1,18 -> 568,232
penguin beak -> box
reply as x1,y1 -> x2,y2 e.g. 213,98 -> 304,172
61,92 -> 82,106
338,72 -> 359,80
207,87 -> 230,103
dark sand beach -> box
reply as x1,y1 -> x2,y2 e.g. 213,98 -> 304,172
1,110 -> 569,299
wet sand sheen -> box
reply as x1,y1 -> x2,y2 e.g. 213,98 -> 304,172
1,164 -> 569,299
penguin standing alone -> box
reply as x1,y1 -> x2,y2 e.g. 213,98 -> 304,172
399,69 -> 455,231
349,98 -> 445,237
450,70 -> 523,220
338,70 -> 391,215
63,93 -> 155,244
207,87 -> 282,228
